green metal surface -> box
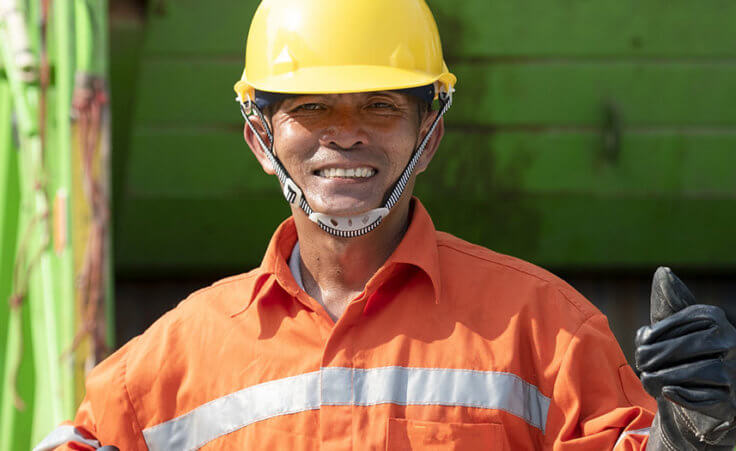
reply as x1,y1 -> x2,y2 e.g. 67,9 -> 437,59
140,0 -> 736,57
114,192 -> 736,272
431,0 -> 736,58
109,11 -> 145,207
108,1 -> 735,273
128,60 -> 736,127
451,62 -> 736,126
115,126 -> 736,271
124,130 -> 736,199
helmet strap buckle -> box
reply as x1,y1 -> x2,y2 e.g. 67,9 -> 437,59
282,178 -> 303,206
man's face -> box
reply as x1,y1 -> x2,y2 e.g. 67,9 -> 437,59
254,91 -> 438,217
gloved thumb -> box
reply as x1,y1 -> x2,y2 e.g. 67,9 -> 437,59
650,266 -> 697,324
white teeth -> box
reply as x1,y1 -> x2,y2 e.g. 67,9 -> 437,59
318,167 -> 375,178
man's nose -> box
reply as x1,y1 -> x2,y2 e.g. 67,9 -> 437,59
320,110 -> 367,150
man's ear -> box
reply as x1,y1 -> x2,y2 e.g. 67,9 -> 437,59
415,112 -> 445,174
243,116 -> 276,175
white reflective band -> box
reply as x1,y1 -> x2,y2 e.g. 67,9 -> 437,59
321,366 -> 550,431
143,366 -> 550,450
614,427 -> 651,448
143,370 -> 321,451
33,424 -> 100,451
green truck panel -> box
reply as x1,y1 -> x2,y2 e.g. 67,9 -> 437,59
123,130 -> 736,199
110,1 -> 736,274
115,192 -> 736,272
140,0 -> 736,58
129,60 -> 736,127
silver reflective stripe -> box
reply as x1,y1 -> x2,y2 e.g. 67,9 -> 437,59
33,424 -> 100,451
614,427 -> 651,448
142,370 -> 321,451
322,366 -> 550,431
143,366 -> 551,450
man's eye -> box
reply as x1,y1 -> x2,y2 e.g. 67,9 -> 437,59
369,102 -> 396,109
294,103 -> 324,111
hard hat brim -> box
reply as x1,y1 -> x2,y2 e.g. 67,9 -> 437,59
235,65 -> 456,101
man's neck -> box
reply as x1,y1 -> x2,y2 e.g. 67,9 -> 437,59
290,197 -> 412,321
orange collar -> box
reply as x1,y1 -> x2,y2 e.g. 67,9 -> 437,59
257,197 -> 442,307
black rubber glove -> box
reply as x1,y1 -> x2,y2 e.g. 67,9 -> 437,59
635,267 -> 736,450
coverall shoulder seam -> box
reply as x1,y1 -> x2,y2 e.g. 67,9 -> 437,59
436,239 -> 591,317
170,270 -> 263,315
211,270 -> 261,288
435,242 -> 549,283
554,285 -> 595,319
435,235 -> 560,285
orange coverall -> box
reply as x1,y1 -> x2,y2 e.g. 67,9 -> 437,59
39,199 -> 655,450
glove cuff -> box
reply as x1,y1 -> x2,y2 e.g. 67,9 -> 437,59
650,401 -> 736,451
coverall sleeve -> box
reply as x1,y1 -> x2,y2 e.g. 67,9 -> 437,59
546,313 -> 656,450
33,338 -> 147,450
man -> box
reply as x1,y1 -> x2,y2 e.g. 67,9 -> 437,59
36,0 -> 736,449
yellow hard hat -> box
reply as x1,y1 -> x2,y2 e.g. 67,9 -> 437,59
233,0 -> 457,102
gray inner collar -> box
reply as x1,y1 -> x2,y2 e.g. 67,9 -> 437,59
288,241 -> 304,291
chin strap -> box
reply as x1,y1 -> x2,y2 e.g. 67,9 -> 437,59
238,87 -> 453,238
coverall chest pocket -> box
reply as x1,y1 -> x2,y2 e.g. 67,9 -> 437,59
386,418 -> 508,450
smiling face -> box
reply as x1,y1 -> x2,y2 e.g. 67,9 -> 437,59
246,91 -> 443,218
